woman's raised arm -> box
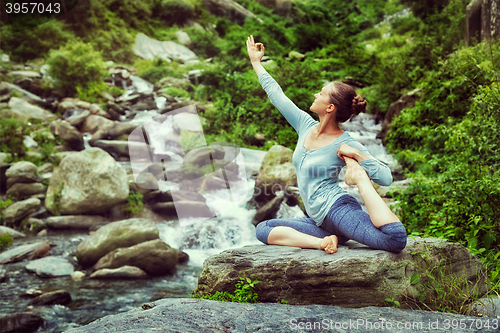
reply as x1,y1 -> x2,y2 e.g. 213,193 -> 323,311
246,35 -> 266,76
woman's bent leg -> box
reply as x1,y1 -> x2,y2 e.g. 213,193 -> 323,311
255,217 -> 339,253
322,195 -> 407,252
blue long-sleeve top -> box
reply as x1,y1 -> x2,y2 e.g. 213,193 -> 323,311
258,72 -> 393,226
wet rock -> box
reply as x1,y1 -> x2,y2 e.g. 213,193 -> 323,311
49,119 -> 84,151
252,191 -> 285,226
25,256 -> 74,277
0,312 -> 44,333
2,197 -> 41,225
182,145 -> 225,167
76,218 -> 159,267
28,290 -> 71,306
64,109 -> 90,127
194,238 -> 487,307
128,172 -> 158,194
176,249 -> 189,264
132,33 -> 198,63
90,265 -> 148,279
80,115 -> 114,134
64,297 -> 499,333
0,241 -> 51,264
71,271 -> 85,281
45,148 -> 129,215
251,145 -> 297,208
6,183 -> 46,199
8,97 -> 54,120
151,201 -> 214,219
0,226 -> 26,239
46,215 -> 110,230
93,140 -> 150,158
36,163 -> 53,175
93,239 -> 178,276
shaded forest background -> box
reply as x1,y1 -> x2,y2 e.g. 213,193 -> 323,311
1,0 -> 499,286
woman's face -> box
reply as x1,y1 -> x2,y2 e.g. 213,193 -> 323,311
310,83 -> 334,114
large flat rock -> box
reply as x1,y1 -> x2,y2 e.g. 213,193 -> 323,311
194,237 -> 487,308
65,298 -> 498,333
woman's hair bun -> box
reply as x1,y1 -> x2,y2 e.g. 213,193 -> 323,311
351,95 -> 366,115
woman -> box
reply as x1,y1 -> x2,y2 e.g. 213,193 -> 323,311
246,35 -> 407,254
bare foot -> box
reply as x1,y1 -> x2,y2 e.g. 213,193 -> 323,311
344,157 -> 369,186
320,235 -> 338,254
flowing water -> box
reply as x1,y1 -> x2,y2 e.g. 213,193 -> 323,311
0,75 -> 397,332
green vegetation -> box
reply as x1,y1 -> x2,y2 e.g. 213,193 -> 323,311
387,249 -> 498,315
123,190 -> 144,216
0,196 -> 14,223
1,0 -> 499,307
0,233 -> 14,252
193,277 -> 260,303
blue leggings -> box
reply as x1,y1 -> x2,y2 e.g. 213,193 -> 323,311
255,195 -> 407,253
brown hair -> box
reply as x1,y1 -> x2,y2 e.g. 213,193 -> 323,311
329,82 -> 367,123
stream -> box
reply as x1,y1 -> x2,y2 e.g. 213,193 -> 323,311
0,74 -> 397,332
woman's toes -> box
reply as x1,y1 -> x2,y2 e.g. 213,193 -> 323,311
320,235 -> 338,254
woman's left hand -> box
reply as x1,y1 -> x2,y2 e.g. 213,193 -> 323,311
337,144 -> 360,160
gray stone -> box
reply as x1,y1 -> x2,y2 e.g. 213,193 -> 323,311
1,81 -> 46,106
49,119 -> 84,150
93,140 -> 150,158
44,148 -> 129,215
64,298 -> 499,333
28,290 -> 71,306
5,161 -> 37,179
471,295 -> 500,318
132,33 -> 197,63
151,200 -> 214,219
80,115 -> 114,134
2,197 -> 41,225
10,70 -> 41,78
0,241 -> 51,264
90,265 -> 148,279
251,145 -> 297,207
6,182 -> 46,198
8,97 -> 54,120
183,145 -> 225,167
0,226 -> 26,239
25,256 -> 74,277
0,312 -> 44,333
194,238 -> 487,308
93,239 -> 178,276
76,218 -> 159,267
46,215 -> 109,230
37,163 -> 53,175
252,191 -> 285,226
65,109 -> 90,127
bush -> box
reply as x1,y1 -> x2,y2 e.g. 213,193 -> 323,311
46,41 -> 107,97
0,233 -> 13,252
193,277 -> 260,303
154,0 -> 195,26
0,116 -> 29,158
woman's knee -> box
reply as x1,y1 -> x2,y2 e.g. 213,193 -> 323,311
255,221 -> 271,245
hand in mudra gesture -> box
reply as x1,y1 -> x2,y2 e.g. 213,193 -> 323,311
246,35 -> 265,63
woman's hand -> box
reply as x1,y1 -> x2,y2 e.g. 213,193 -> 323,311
337,144 -> 367,161
246,35 -> 265,63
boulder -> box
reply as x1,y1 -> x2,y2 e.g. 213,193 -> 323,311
194,238 -> 487,308
64,109 -> 90,127
252,191 -> 285,226
93,239 -> 178,276
151,201 -> 214,219
6,183 -> 46,199
183,145 -> 225,168
45,148 -> 129,215
0,225 -> 26,239
128,172 -> 158,194
25,256 -> 74,277
93,140 -> 150,158
37,163 -> 53,175
0,312 -> 44,333
28,290 -> 71,306
80,115 -> 114,134
76,218 -> 159,267
45,215 -> 110,230
132,33 -> 198,63
8,97 -> 54,120
2,198 -> 41,225
49,119 -> 84,150
251,145 -> 297,207
5,161 -> 37,179
0,241 -> 51,264
63,298 -> 499,333
90,265 -> 148,279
